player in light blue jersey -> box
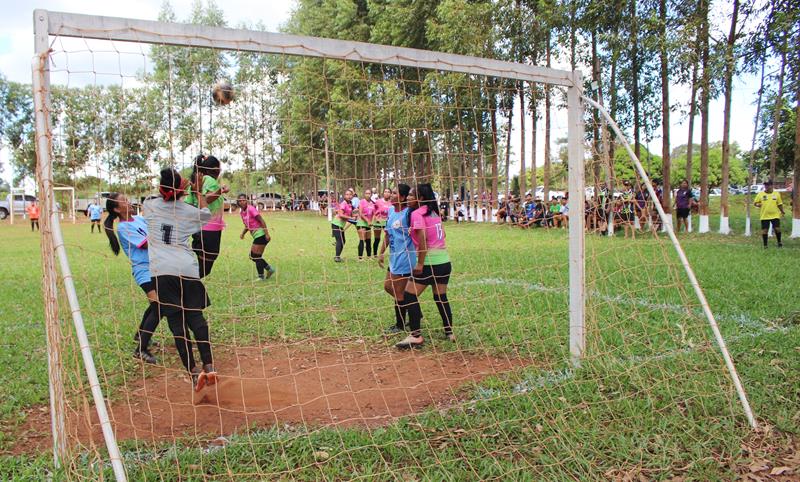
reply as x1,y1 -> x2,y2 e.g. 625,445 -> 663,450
104,193 -> 160,364
377,183 -> 417,334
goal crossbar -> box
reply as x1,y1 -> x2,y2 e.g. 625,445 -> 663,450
37,9 -> 574,87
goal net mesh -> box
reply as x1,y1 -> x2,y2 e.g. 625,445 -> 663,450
29,19 -> 752,480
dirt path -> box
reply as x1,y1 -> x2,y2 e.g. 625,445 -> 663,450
14,340 -> 529,454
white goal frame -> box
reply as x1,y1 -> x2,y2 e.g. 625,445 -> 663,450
53,186 -> 76,223
31,9 -> 754,481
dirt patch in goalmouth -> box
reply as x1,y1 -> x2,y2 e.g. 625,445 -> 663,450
14,340 -> 529,454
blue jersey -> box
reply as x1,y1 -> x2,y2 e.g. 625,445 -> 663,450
88,204 -> 103,220
116,216 -> 151,286
385,206 -> 416,275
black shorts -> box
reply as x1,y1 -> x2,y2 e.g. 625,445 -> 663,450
191,230 -> 222,259
152,275 -> 210,319
761,218 -> 780,230
676,208 -> 690,219
91,219 -> 101,223
618,212 -> 634,223
413,262 -> 452,287
252,235 -> 269,246
387,268 -> 411,278
139,281 -> 154,294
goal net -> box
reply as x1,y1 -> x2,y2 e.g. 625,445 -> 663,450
28,9 -> 755,480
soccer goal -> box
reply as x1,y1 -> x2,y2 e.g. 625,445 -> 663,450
31,9 -> 755,480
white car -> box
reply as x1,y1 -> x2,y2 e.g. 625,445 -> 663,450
748,184 -> 764,194
709,188 -> 722,196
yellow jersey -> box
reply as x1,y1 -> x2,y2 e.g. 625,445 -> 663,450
754,191 -> 782,220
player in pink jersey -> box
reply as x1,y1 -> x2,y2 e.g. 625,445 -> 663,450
396,183 -> 455,349
356,188 -> 376,260
331,190 -> 354,262
372,188 -> 392,256
237,194 -> 275,280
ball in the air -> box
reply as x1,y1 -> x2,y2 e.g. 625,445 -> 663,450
212,81 -> 234,106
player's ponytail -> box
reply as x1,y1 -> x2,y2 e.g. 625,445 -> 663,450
104,193 -> 121,256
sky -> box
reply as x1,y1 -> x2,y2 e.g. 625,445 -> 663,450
0,1 -> 764,191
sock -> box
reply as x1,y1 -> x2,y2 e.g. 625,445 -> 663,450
366,239 -> 373,257
358,239 -> 365,257
776,231 -> 782,245
762,233 -> 768,247
401,292 -> 422,335
393,301 -> 406,329
251,251 -> 265,276
373,237 -> 380,254
433,292 -> 453,334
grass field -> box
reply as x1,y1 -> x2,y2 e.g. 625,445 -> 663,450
0,195 -> 798,480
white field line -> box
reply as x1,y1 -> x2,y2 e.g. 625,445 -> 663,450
457,277 -> 771,332
462,277 -> 793,397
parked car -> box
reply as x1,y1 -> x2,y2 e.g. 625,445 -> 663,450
709,188 -> 722,196
253,192 -> 282,211
747,184 -> 765,194
0,193 -> 37,220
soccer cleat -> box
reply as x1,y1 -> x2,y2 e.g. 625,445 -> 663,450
395,334 -> 424,349
444,332 -> 456,342
334,256 -> 343,263
265,267 -> 276,279
384,325 -> 405,335
133,349 -> 158,364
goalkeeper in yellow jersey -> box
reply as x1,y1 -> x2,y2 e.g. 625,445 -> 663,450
753,180 -> 784,249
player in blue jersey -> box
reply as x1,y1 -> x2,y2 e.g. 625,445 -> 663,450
104,193 -> 160,364
377,184 -> 417,334
88,200 -> 103,233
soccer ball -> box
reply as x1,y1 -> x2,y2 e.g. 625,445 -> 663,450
212,80 -> 234,106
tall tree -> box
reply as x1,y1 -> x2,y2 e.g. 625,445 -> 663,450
659,0 -> 672,216
697,0 -> 711,232
719,0 -> 741,234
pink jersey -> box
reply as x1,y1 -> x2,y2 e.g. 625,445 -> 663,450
359,200 -> 375,222
410,205 -> 449,265
240,204 -> 262,230
374,198 -> 391,220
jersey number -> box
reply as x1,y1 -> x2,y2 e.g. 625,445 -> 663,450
161,224 -> 174,244
435,223 -> 443,240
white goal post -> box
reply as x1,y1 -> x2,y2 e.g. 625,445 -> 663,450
31,8 -> 755,480
53,186 -> 76,223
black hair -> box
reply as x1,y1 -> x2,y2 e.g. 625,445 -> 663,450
159,167 -> 184,201
416,183 -> 440,217
104,193 -> 122,256
200,155 -> 221,178
397,183 -> 412,226
397,183 -> 411,199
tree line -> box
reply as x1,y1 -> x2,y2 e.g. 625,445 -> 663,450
0,0 -> 797,220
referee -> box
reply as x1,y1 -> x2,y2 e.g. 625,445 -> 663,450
753,180 -> 785,248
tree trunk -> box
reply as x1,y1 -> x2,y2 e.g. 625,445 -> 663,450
530,89 -> 537,194
544,42 -> 552,200
505,106 -> 513,196
491,98 -> 499,210
609,32 -> 619,161
698,0 -> 711,231
659,0 -> 672,216
630,0 -> 641,160
769,50 -> 787,181
719,0 -> 739,234
592,31 -> 603,193
686,60 -> 698,185
793,80 -> 800,237
519,83 -> 526,196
